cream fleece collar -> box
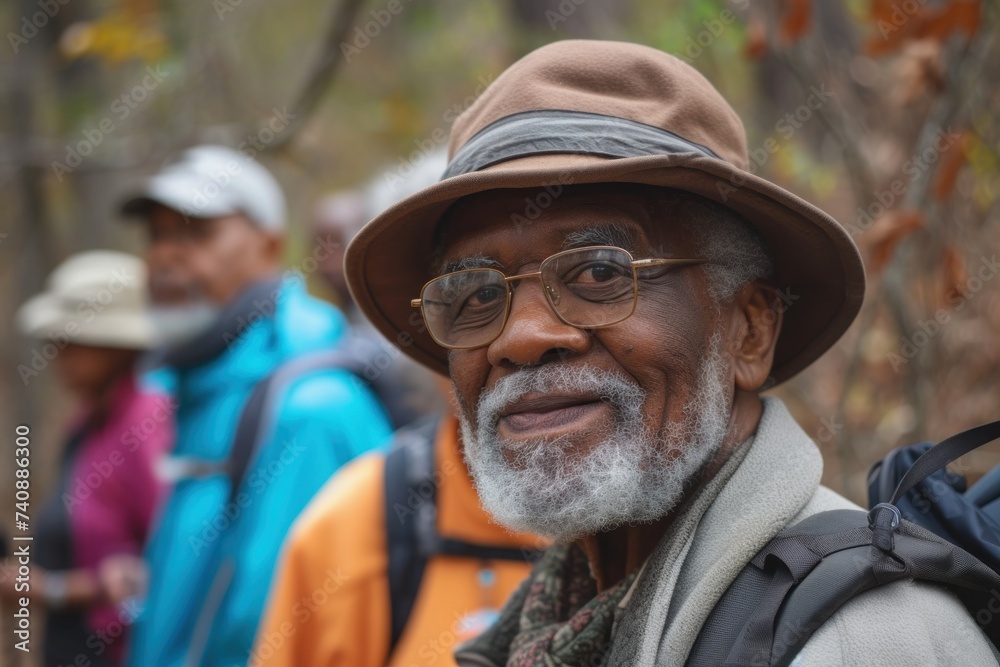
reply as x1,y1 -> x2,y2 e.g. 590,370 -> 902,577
608,396 -> 824,666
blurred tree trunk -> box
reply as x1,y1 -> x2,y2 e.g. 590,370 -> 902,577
506,0 -> 633,37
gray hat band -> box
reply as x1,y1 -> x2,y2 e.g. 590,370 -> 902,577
442,109 -> 722,180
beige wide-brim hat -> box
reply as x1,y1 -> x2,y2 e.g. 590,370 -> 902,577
345,40 -> 866,384
17,250 -> 154,350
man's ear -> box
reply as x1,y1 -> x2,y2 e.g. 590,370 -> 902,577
261,231 -> 285,268
725,282 -> 782,392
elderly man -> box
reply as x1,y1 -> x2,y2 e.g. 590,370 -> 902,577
118,145 -> 392,666
344,41 -> 995,665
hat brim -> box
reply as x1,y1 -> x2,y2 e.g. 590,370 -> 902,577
18,293 -> 154,350
345,152 -> 865,385
120,172 -> 239,221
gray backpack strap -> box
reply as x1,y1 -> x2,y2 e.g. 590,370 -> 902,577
227,345 -> 376,504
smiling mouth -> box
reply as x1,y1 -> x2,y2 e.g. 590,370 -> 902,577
497,393 -> 609,435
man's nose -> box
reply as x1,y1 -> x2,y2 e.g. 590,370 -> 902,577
146,234 -> 185,270
486,279 -> 591,368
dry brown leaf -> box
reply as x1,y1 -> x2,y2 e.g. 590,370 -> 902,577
869,0 -> 897,23
922,0 -> 981,40
865,210 -> 924,272
122,0 -> 160,19
932,131 -> 969,200
891,40 -> 945,103
868,0 -> 981,55
744,16 -> 768,59
865,0 -> 925,56
940,244 -> 970,307
779,0 -> 812,44
953,0 -> 982,36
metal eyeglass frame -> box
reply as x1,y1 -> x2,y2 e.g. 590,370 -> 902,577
410,245 -> 707,350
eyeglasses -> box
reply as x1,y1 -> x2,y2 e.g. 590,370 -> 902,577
410,246 -> 706,350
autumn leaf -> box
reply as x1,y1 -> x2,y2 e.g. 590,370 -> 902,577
932,130 -> 969,200
864,210 -> 924,272
744,16 -> 768,59
927,0 -> 982,40
869,0 -> 897,23
940,244 -> 970,306
779,0 -> 812,44
122,0 -> 160,20
891,40 -> 945,104
867,0 -> 981,56
60,11 -> 167,64
953,0 -> 982,36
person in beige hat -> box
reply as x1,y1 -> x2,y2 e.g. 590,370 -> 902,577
344,41 -> 996,665
7,251 -> 173,667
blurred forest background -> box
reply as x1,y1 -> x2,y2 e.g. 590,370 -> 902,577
0,1 -> 998,660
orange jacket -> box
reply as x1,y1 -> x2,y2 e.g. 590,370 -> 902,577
252,416 -> 542,666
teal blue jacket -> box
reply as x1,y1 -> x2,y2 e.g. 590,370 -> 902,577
126,277 -> 392,667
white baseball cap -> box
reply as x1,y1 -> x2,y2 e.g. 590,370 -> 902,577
18,251 -> 154,350
120,145 -> 286,232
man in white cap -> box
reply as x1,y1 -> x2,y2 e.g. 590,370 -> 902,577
9,251 -> 172,667
117,145 -> 393,667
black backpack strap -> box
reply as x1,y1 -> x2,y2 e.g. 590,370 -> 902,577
383,417 -> 526,656
227,346 -> 379,504
687,511 -> 875,667
890,420 -> 1000,504
689,420 -> 1000,667
385,416 -> 441,656
434,538 -> 526,560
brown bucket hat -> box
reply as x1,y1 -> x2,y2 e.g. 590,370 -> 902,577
345,39 -> 865,384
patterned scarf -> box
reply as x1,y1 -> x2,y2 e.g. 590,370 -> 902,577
456,543 -> 637,666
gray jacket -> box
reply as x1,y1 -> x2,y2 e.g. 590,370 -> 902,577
608,397 -> 998,666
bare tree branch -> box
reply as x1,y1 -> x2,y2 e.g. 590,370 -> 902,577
264,0 -> 368,153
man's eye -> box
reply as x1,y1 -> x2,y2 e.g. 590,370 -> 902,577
467,286 -> 504,307
573,263 -> 627,284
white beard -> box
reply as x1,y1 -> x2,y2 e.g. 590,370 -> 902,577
148,302 -> 219,347
459,334 -> 731,543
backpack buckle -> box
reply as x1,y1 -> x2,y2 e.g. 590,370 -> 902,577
868,502 -> 902,553
867,502 -> 901,530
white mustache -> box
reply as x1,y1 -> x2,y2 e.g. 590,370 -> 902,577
476,364 -> 646,431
